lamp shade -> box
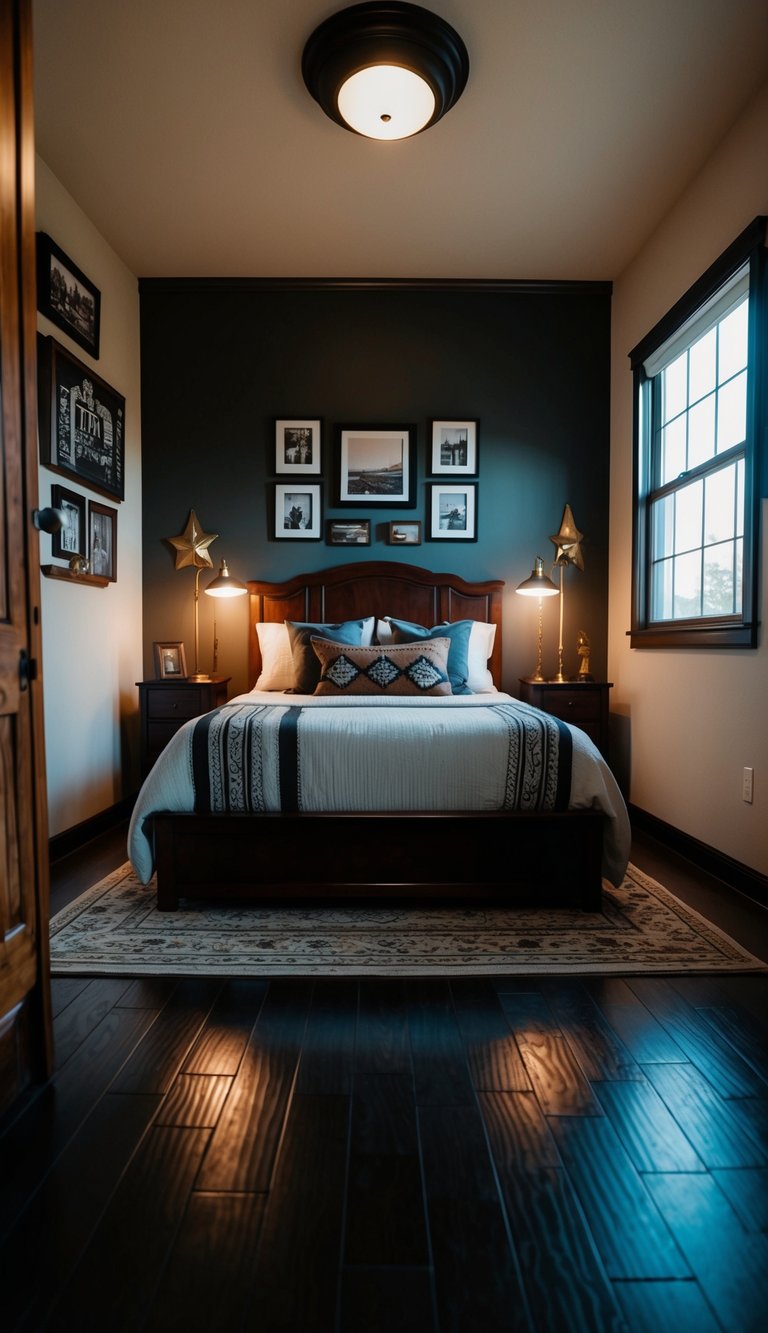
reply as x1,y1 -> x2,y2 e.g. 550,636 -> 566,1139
302,2 -> 469,141
515,557 -> 560,597
204,560 -> 247,598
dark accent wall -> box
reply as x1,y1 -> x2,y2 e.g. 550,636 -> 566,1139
139,279 -> 611,696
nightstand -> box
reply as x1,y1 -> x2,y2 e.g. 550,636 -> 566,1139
518,678 -> 613,760
137,676 -> 231,776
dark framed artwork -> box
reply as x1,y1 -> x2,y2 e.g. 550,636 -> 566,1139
387,520 -> 422,545
153,641 -> 188,679
88,500 -> 118,582
275,418 -> 322,474
50,484 -> 86,560
37,334 -> 125,501
430,419 -> 479,476
326,519 -> 371,546
427,483 -> 478,541
337,425 -> 416,507
36,231 -> 101,358
274,483 -> 322,539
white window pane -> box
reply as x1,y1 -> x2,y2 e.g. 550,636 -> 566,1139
674,551 -> 701,618
661,415 -> 686,483
687,394 -> 715,469
674,479 -> 702,553
736,458 -> 745,537
717,370 -> 747,452
704,465 -> 736,544
662,352 -> 687,423
735,536 -> 743,604
651,558 -> 673,621
703,543 -> 734,615
718,299 -> 748,383
652,494 -> 674,561
689,328 -> 716,403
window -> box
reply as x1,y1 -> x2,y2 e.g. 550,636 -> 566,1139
629,218 -> 766,647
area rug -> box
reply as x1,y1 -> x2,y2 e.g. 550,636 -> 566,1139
48,862 -> 767,977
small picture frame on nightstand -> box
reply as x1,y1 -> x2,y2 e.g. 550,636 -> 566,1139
153,641 -> 187,679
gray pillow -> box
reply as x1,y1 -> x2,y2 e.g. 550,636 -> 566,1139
286,618 -> 372,693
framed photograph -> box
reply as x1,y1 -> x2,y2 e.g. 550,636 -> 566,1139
337,425 -> 416,507
327,519 -> 371,546
427,483 -> 478,541
275,483 -> 322,540
153,641 -> 188,679
387,520 -> 422,546
275,418 -> 322,475
36,232 -> 101,358
430,419 -> 479,476
50,484 -> 86,561
37,334 -> 125,501
88,500 -> 118,582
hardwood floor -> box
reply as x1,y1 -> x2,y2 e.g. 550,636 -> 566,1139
1,827 -> 767,1332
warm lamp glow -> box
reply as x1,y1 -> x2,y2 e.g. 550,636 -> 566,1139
515,556 -> 560,683
205,559 -> 247,598
338,64 -> 436,139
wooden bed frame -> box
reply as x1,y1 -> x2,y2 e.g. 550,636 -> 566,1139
153,561 -> 605,911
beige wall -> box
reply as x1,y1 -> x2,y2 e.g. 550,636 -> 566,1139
609,82 -> 768,876
36,158 -> 143,837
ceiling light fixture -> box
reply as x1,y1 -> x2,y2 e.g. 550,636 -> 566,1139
302,2 -> 469,141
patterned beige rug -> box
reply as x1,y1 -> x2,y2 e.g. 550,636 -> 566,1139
49,862 -> 767,977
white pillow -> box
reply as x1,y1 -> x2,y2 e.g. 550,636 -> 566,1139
376,617 -> 496,692
254,616 -> 376,691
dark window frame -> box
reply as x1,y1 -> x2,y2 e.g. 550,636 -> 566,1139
629,217 -> 767,648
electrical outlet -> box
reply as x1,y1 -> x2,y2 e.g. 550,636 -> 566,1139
742,767 -> 754,803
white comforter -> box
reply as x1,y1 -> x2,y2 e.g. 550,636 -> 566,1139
127,691 -> 631,888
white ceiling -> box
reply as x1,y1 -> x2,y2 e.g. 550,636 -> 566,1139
32,0 -> 768,281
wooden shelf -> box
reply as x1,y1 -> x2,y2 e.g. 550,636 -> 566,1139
41,564 -> 109,588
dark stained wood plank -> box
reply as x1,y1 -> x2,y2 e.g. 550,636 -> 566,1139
153,1073 -> 233,1128
295,978 -> 357,1094
583,977 -> 687,1064
197,979 -> 312,1192
142,1192 -> 267,1333
477,1090 -> 567,1174
182,978 -> 267,1075
355,978 -> 410,1073
498,992 -> 603,1116
43,1125 -> 211,1332
241,1094 -> 349,1333
539,980 -> 645,1082
340,1266 -> 437,1333
547,1113 -> 690,1279
351,1072 -> 418,1156
717,975 -> 768,1034
345,1153 -> 429,1265
591,1078 -> 705,1173
53,977 -> 140,1069
615,1279 -> 721,1333
449,978 -> 531,1091
0,1092 -> 160,1331
643,1061 -> 768,1168
407,980 -> 475,1107
695,1001 -> 768,1088
49,976 -> 90,1018
711,1166 -> 768,1232
418,1104 -> 531,1332
116,977 -> 180,1009
646,1172 -> 768,1331
110,977 -> 222,1095
627,977 -> 766,1098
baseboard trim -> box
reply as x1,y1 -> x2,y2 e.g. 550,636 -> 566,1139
629,804 -> 768,909
49,796 -> 137,864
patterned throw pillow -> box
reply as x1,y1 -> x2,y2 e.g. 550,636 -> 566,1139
311,636 -> 452,696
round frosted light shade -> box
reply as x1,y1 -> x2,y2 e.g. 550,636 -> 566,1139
337,64 -> 436,140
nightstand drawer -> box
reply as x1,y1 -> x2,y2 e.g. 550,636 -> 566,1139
137,677 -> 231,777
146,688 -> 206,720
537,690 -> 596,723
518,678 -> 613,761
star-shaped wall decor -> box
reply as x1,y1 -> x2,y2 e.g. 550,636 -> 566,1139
549,503 -> 585,570
165,509 -> 218,569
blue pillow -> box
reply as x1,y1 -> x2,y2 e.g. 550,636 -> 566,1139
387,617 -> 473,695
287,618 -> 370,693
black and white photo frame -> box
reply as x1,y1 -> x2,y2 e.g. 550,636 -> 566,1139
275,482 -> 322,539
50,484 -> 86,561
275,419 -> 322,475
36,232 -> 101,358
337,425 -> 416,507
88,500 -> 118,582
429,419 -> 479,476
427,483 -> 477,541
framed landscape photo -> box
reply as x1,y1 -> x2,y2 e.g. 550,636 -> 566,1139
337,425 -> 416,507
427,483 -> 478,541
430,419 -> 478,476
88,500 -> 118,582
387,520 -> 422,546
327,519 -> 371,546
153,641 -> 188,679
50,484 -> 86,561
36,232 -> 101,358
275,418 -> 322,475
37,334 -> 125,501
275,483 -> 322,539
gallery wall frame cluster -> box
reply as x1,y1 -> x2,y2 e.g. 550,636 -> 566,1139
271,417 -> 479,544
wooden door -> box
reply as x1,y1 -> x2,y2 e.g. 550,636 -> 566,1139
0,0 -> 52,1113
